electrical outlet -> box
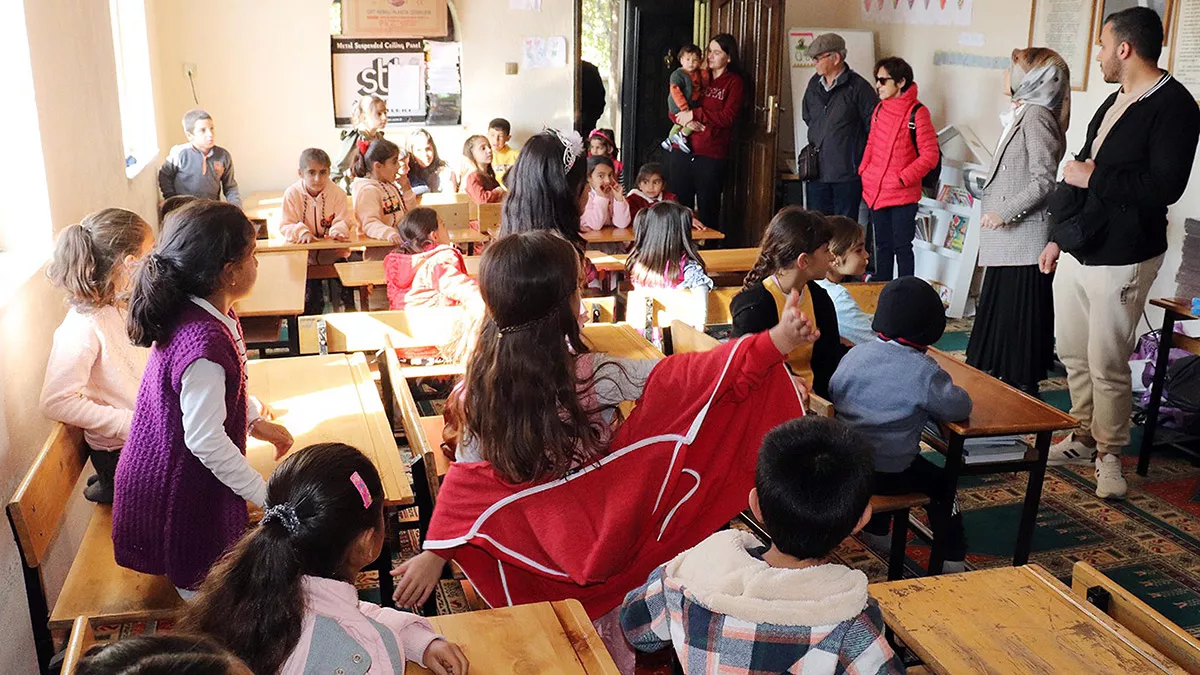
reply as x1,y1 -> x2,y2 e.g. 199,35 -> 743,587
183,62 -> 197,79
505,62 -> 518,75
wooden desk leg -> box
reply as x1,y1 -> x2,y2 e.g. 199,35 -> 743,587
375,519 -> 396,609
1015,431 -> 1051,566
377,350 -> 395,432
1139,311 -> 1177,476
286,316 -> 300,357
357,285 -> 370,312
928,434 -> 964,576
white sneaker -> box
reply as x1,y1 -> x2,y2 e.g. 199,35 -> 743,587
1095,453 -> 1128,500
672,133 -> 692,153
1047,433 -> 1098,466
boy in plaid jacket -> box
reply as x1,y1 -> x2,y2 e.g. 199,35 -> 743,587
620,417 -> 903,674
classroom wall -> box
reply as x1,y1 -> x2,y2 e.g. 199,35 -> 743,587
0,0 -> 160,670
150,0 -> 577,196
784,0 -> 1200,322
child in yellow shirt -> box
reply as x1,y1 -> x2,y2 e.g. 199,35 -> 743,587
487,118 -> 520,184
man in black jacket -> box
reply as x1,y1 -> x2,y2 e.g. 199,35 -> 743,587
801,33 -> 877,220
1040,7 -> 1200,500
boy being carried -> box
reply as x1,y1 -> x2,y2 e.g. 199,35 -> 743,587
829,277 -> 973,573
158,108 -> 242,206
621,416 -> 904,674
661,44 -> 710,154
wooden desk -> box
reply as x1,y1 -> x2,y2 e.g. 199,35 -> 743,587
871,565 -> 1188,674
336,250 -> 624,289
1139,298 -> 1200,476
581,226 -> 725,244
923,350 -> 1077,573
300,308 -> 464,355
236,250 -> 308,355
582,322 -> 665,360
245,354 -> 412,506
406,600 -> 618,674
255,235 -> 396,254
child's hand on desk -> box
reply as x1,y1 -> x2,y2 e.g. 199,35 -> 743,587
690,218 -> 707,231
250,419 -> 294,460
388,232 -> 404,245
328,230 -> 349,242
296,231 -> 314,244
423,640 -> 470,675
768,290 -> 819,355
391,550 -> 447,607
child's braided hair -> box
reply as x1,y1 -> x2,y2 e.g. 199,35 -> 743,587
742,207 -> 834,290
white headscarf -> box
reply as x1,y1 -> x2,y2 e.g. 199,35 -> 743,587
1009,62 -> 1068,113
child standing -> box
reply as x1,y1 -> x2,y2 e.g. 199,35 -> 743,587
333,94 -> 388,191
279,148 -> 355,315
580,156 -> 630,232
732,207 -> 845,397
179,443 -> 467,675
159,109 -> 242,206
829,277 -> 972,573
660,44 -> 710,154
113,201 -> 295,596
393,231 -> 814,674
626,202 -> 712,291
621,417 -> 904,673
383,207 -> 480,310
350,138 -> 418,245
461,134 -> 504,204
487,118 -> 520,184
816,215 -> 876,345
588,128 -> 623,176
41,209 -> 154,504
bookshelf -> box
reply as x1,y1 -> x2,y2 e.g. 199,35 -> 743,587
913,125 -> 992,318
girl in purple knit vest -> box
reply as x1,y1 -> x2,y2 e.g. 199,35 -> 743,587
113,200 -> 294,597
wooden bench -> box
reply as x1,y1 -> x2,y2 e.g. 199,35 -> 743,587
1071,561 -> 1200,674
426,201 -> 470,228
626,287 -> 708,332
843,281 -> 886,315
7,424 -> 182,671
469,202 -> 502,232
668,320 -> 928,581
235,249 -> 308,356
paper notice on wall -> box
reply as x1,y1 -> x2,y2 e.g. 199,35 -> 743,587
523,36 -> 568,68
953,0 -> 973,26
331,38 -> 427,125
1172,0 -> 1200,101
342,0 -> 448,38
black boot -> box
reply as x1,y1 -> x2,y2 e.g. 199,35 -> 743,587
83,449 -> 119,504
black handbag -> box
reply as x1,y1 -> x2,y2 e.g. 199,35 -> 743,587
797,144 -> 820,181
1047,180 -> 1098,253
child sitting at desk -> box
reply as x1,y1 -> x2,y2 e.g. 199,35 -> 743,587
350,138 -> 418,246
816,215 -> 876,345
180,444 -> 467,675
828,276 -> 973,573
461,134 -> 505,205
333,94 -> 388,192
280,148 -> 355,315
732,207 -> 844,398
588,128 -> 623,176
383,207 -> 480,311
580,156 -> 630,232
626,202 -> 712,291
487,117 -> 520,184
158,108 -> 242,207
621,416 -> 904,673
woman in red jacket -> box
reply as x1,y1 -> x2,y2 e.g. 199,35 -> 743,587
669,33 -> 745,236
859,57 -> 939,280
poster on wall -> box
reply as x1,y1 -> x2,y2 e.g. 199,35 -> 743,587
1029,0 -> 1097,91
331,38 -> 427,125
342,0 -> 448,38
788,28 -> 876,168
1171,0 -> 1200,102
1096,0 -> 1173,43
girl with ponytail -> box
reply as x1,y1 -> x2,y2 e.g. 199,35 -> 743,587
41,208 -> 154,503
180,443 -> 467,675
350,138 -> 419,247
113,200 -> 295,597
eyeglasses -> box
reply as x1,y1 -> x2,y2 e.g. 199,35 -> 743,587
875,76 -> 894,85
813,52 -> 835,61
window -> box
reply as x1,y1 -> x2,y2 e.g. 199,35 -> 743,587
0,0 -> 52,301
109,0 -> 157,178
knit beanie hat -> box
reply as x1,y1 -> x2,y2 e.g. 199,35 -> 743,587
871,277 -> 946,347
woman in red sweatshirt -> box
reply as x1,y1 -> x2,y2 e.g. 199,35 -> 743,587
669,33 -> 744,237
858,57 -> 940,280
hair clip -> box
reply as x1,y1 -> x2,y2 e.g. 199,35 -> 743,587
262,503 -> 301,536
548,127 -> 584,173
349,471 -> 373,509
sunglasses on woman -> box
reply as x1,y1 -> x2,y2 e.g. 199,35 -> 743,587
875,76 -> 894,85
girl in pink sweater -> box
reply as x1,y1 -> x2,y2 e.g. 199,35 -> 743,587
41,208 -> 154,504
180,443 -> 466,675
280,148 -> 356,314
350,139 -> 418,246
580,155 -> 631,232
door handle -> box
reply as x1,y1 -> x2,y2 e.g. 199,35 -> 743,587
766,95 -> 778,134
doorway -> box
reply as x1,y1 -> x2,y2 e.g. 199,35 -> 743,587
619,0 -> 695,187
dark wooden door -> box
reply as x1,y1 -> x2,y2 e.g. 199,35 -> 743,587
712,0 -> 783,246
620,0 -> 695,187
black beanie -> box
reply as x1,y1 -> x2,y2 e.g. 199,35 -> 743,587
870,276 -> 946,347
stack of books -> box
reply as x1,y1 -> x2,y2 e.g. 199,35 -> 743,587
1175,219 -> 1200,301
962,436 -> 1027,464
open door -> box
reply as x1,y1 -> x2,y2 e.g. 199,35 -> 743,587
711,0 -> 783,246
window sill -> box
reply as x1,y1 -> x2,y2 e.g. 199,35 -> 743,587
0,246 -> 51,310
125,149 -> 159,180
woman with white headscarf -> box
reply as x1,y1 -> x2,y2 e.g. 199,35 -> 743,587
966,48 -> 1071,396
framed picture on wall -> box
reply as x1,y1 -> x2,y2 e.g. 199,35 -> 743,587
1169,0 -> 1200,102
1029,0 -> 1098,91
1096,0 -> 1174,44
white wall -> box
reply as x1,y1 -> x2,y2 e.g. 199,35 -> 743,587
1,0 -> 160,670
151,0 -> 577,195
785,0 -> 1200,324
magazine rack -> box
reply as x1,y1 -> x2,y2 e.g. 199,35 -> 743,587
912,124 -> 990,318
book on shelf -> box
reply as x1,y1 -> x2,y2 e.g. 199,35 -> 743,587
914,213 -> 934,243
963,441 -> 1028,465
963,435 -> 1022,448
937,184 -> 974,207
927,279 -> 952,309
943,214 -> 968,252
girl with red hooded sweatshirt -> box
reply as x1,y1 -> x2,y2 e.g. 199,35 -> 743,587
858,57 -> 940,281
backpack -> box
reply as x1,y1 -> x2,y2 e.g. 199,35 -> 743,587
908,103 -> 942,192
1134,329 -> 1200,431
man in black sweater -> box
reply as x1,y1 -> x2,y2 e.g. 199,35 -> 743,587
1040,7 -> 1200,500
